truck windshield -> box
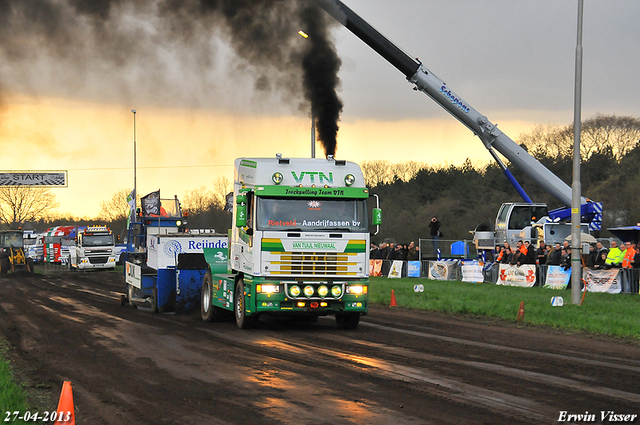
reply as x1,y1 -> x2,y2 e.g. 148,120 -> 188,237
2,233 -> 23,248
256,197 -> 368,232
82,234 -> 114,246
45,236 -> 62,244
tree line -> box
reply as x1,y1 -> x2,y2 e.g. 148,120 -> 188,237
2,114 -> 639,245
364,114 -> 640,244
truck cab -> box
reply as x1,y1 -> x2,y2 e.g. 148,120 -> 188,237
68,226 -> 117,270
494,203 -> 549,245
201,155 -> 381,330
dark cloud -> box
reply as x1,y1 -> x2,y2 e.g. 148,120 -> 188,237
0,0 -> 343,156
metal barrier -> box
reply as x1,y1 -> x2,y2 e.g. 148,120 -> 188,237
373,259 -> 640,294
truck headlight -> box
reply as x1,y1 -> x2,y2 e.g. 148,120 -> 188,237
272,172 -> 284,185
347,285 -> 367,295
344,174 -> 356,186
289,285 -> 301,297
317,285 -> 329,297
331,285 -> 343,297
303,285 -> 315,298
257,284 -> 280,294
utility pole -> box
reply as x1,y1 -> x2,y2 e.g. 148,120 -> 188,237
571,0 -> 584,304
131,109 -> 137,210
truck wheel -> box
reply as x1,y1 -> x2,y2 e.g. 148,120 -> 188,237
0,258 -> 9,274
127,284 -> 138,309
202,272 -> 233,322
201,272 -> 214,321
26,258 -> 35,273
336,312 -> 360,330
235,279 -> 257,329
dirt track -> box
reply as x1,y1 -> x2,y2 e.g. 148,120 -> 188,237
1,269 -> 639,424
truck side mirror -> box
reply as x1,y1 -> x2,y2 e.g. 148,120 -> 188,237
236,203 -> 247,227
372,208 -> 382,226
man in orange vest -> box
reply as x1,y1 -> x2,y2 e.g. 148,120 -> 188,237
622,241 -> 636,269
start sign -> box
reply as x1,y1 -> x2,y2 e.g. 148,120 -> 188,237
0,171 -> 67,187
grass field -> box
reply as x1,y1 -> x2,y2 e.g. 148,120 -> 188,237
369,276 -> 640,340
0,340 -> 30,424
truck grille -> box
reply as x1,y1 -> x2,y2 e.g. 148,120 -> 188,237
262,252 -> 360,276
89,256 -> 110,264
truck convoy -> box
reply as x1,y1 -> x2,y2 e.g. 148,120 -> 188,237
68,226 -> 117,270
310,0 -> 602,247
123,193 -> 227,313
199,156 -> 381,329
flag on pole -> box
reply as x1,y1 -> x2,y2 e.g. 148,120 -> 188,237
126,189 -> 136,227
141,190 -> 160,216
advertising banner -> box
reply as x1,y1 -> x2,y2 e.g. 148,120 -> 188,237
148,235 -> 228,269
584,269 -> 621,294
543,266 -> 571,290
407,261 -> 421,278
388,260 -> 404,278
369,259 -> 383,277
497,264 -> 536,287
428,260 -> 458,281
461,260 -> 484,283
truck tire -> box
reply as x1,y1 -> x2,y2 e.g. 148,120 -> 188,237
336,312 -> 360,330
235,279 -> 257,329
201,272 -> 214,322
201,272 -> 233,322
0,258 -> 9,274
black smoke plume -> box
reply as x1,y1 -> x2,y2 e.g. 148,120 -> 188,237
0,0 -> 343,156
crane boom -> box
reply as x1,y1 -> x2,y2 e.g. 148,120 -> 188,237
312,0 -> 581,207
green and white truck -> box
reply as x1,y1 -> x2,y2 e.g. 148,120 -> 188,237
201,155 -> 381,329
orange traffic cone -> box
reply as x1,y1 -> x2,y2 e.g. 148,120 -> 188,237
56,381 -> 75,425
516,301 -> 525,322
390,289 -> 398,307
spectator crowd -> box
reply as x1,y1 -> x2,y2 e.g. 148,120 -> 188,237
492,239 -> 639,270
370,241 -> 420,261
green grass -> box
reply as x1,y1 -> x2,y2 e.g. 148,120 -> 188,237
369,277 -> 640,340
0,340 -> 29,422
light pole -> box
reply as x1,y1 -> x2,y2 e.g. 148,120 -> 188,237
570,0 -> 584,304
131,109 -> 137,211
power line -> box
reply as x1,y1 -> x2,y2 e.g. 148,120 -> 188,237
66,164 -> 233,171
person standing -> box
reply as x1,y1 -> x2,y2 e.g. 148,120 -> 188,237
546,243 -> 562,266
536,241 -> 547,265
407,241 -> 419,261
429,216 -> 442,252
606,241 -> 622,268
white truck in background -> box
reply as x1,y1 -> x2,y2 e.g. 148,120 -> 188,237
68,226 -> 117,270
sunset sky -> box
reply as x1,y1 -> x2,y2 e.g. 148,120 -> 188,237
1,0 -> 638,218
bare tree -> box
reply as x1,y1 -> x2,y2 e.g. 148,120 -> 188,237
183,186 -> 215,215
518,115 -> 640,161
212,176 -> 231,210
99,188 -> 134,223
0,186 -> 59,229
361,160 -> 394,187
361,160 -> 427,187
